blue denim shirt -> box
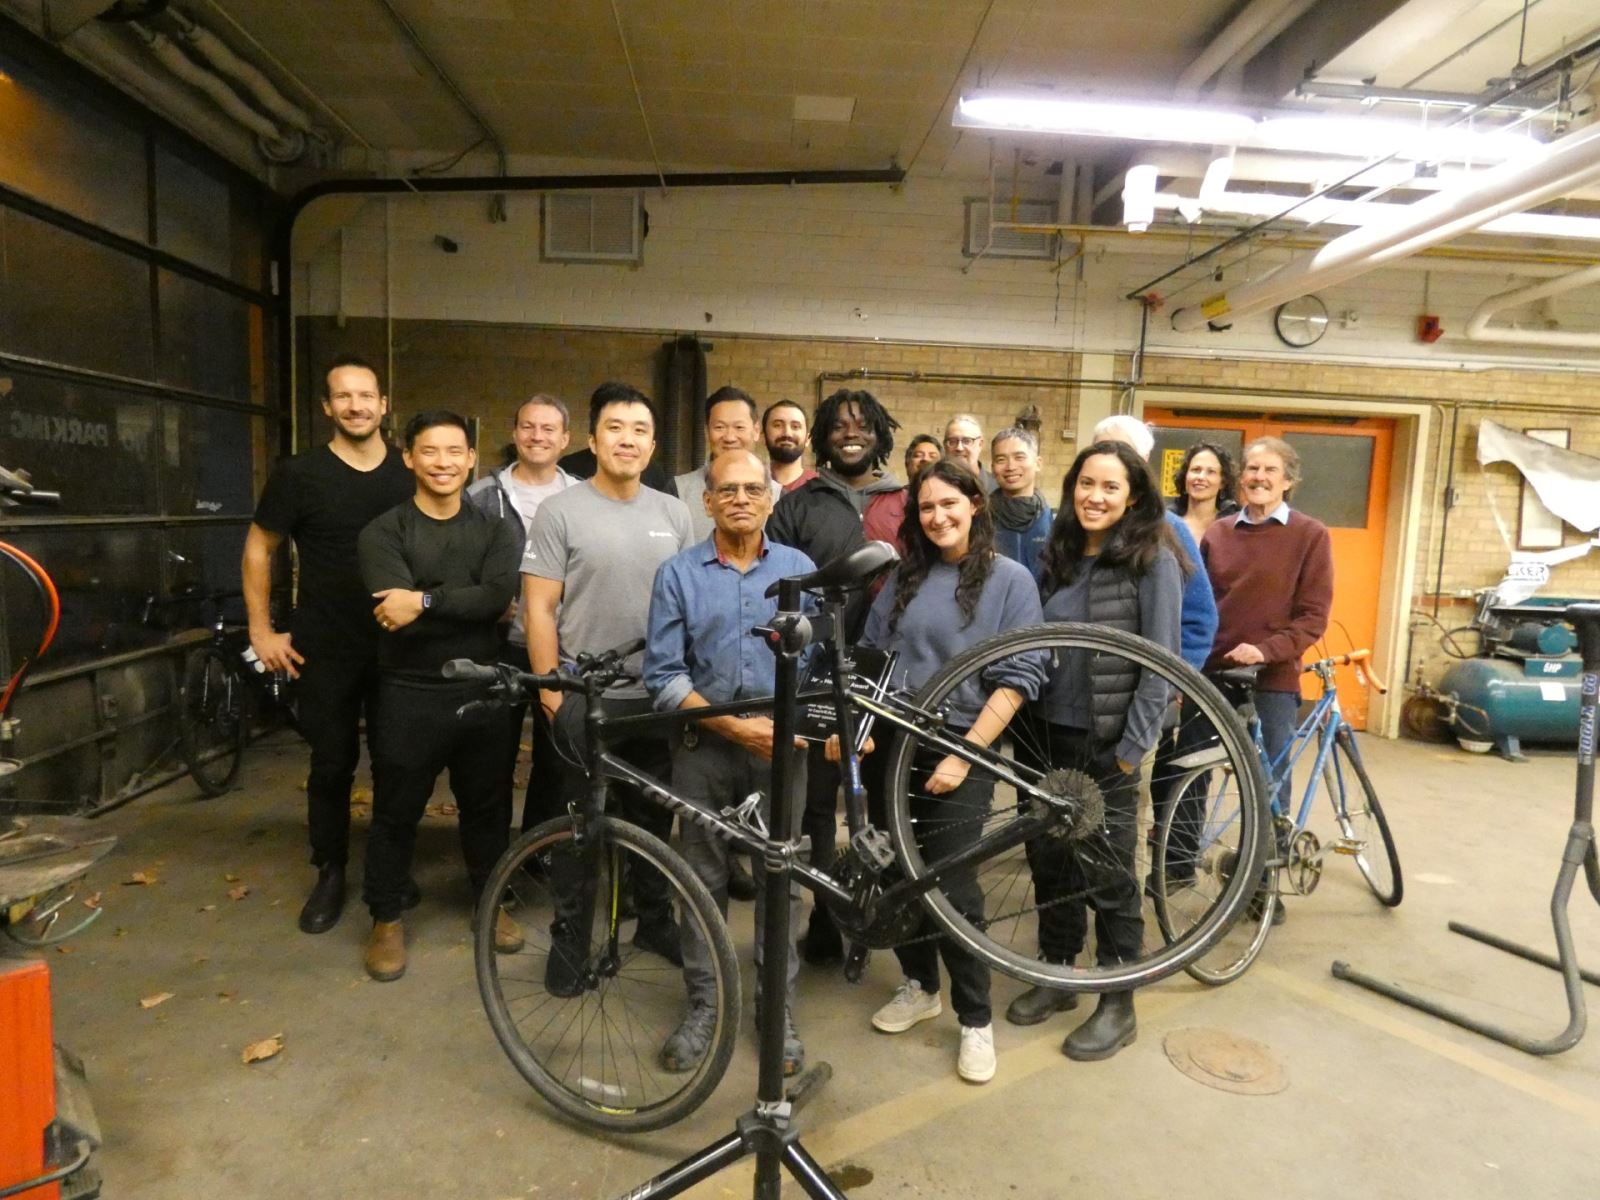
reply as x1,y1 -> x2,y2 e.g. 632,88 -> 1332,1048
644,535 -> 818,712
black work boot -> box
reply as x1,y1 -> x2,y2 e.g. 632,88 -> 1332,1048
1062,991 -> 1137,1061
1005,985 -> 1080,1027
798,906 -> 843,966
298,863 -> 346,934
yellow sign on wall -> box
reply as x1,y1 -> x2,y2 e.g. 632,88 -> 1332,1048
1160,448 -> 1185,498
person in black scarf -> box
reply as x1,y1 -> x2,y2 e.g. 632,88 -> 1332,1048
989,426 -> 1051,581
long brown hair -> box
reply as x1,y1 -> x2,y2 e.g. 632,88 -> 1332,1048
1039,440 -> 1189,592
888,458 -> 997,635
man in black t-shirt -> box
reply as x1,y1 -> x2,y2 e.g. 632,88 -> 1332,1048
243,355 -> 412,935
357,410 -> 522,982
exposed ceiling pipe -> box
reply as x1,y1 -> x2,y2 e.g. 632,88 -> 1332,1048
129,21 -> 304,161
1175,0 -> 1301,99
1170,115 -> 1600,331
1210,0 -> 1320,97
166,7 -> 323,142
1463,263 -> 1600,348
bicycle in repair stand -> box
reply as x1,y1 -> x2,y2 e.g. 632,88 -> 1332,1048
451,543 -> 1271,1200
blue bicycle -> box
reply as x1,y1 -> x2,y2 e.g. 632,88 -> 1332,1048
1151,649 -> 1403,985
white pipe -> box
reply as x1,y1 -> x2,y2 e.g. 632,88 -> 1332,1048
1210,0 -> 1320,98
1463,264 -> 1600,348
1154,187 -> 1600,239
1175,0 -> 1300,98
170,10 -> 318,136
1172,117 -> 1600,331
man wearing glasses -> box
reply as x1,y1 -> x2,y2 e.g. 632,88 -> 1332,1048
943,413 -> 999,493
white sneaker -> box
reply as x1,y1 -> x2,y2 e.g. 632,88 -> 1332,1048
871,978 -> 943,1033
957,1023 -> 997,1083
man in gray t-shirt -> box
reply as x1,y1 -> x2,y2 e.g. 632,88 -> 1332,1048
521,382 -> 692,976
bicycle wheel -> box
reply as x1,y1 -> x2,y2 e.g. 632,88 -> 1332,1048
880,623 -> 1270,992
178,647 -> 247,796
1152,762 -> 1276,985
1326,729 -> 1403,907
475,815 -> 739,1133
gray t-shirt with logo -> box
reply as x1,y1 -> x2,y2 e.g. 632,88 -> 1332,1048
522,480 -> 693,698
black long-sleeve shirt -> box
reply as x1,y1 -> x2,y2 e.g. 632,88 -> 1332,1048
357,499 -> 521,682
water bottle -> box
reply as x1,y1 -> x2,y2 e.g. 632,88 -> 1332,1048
240,646 -> 267,674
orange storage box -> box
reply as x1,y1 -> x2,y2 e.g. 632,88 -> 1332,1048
0,957 -> 58,1200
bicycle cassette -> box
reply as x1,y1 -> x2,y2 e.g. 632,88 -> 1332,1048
1034,767 -> 1105,841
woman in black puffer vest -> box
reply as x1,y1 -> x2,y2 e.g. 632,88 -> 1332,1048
1006,440 -> 1186,1062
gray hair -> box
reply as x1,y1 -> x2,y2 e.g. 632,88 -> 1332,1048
990,426 -> 1039,456
1244,435 -> 1302,486
514,393 -> 570,431
944,412 -> 983,436
1091,414 -> 1154,460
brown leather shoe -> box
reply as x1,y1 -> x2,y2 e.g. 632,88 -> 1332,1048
364,919 -> 406,982
493,907 -> 525,954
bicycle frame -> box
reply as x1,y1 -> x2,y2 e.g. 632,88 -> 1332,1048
1262,663 -> 1345,833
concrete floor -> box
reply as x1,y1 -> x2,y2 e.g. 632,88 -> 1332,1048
26,731 -> 1600,1199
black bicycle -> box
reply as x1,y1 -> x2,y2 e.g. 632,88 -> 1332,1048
457,543 -> 1271,1132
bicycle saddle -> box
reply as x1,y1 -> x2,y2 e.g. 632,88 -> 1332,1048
1208,665 -> 1262,706
765,540 -> 899,599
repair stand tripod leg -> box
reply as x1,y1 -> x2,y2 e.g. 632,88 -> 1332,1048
609,579 -> 848,1200
1332,602 -> 1600,1057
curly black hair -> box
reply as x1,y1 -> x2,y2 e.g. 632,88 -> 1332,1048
887,458 -> 997,636
1169,440 -> 1240,516
1039,440 -> 1189,593
810,388 -> 900,471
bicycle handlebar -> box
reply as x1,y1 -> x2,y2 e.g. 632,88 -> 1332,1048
1305,648 -> 1388,694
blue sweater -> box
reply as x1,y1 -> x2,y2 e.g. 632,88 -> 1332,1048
1165,511 -> 1218,670
993,499 -> 1053,582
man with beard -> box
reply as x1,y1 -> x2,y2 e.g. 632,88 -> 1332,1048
763,399 -> 817,492
767,387 -> 904,965
244,355 -> 413,935
989,426 -> 1051,581
357,411 -> 523,981
673,387 -> 782,542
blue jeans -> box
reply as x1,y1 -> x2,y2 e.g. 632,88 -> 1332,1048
1254,689 -> 1301,813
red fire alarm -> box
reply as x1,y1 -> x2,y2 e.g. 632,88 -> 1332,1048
1417,314 -> 1444,343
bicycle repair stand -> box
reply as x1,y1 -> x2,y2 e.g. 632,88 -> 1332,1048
611,576 -> 847,1200
1332,601 -> 1600,1055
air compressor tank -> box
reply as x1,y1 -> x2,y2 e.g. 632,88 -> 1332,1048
1440,653 -> 1581,761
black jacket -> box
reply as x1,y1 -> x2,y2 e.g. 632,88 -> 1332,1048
767,471 -> 904,638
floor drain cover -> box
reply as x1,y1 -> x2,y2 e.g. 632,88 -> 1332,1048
1163,1028 -> 1288,1095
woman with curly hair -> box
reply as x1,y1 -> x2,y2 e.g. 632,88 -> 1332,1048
1004,440 -> 1184,1061
857,458 -> 1045,1084
1169,440 -> 1239,545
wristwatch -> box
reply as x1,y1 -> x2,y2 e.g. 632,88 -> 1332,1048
421,592 -> 434,612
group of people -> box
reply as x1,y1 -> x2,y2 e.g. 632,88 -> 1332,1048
243,355 -> 1333,1090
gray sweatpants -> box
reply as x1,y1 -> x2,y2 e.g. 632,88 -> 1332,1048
672,733 -> 804,1011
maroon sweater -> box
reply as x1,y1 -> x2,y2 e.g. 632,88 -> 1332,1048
1201,510 -> 1334,693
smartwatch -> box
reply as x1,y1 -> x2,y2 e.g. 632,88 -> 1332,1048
421,592 -> 434,612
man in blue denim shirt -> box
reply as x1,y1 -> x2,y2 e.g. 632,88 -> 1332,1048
644,450 -> 817,1077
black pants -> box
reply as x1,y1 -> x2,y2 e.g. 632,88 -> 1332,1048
1024,724 -> 1144,968
296,651 -> 382,869
1150,705 -> 1215,883
550,693 -> 676,932
363,677 -> 512,922
495,643 -> 564,834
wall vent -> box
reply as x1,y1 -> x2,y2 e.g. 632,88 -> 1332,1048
542,192 -> 643,264
963,198 -> 1058,260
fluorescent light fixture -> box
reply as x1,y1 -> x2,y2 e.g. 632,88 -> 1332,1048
955,92 -> 1256,145
1123,163 -> 1158,231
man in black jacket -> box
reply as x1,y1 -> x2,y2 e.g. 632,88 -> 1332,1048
357,410 -> 523,982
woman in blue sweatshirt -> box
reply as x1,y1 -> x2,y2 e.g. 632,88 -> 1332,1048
858,458 -> 1045,1085
1006,440 -> 1184,1061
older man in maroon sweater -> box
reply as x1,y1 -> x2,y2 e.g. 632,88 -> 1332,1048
1201,437 -> 1334,831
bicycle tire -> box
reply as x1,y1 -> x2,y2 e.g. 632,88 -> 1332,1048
1327,729 -> 1403,907
881,622 -> 1270,993
475,815 -> 740,1134
1152,764 -> 1276,985
178,646 -> 247,797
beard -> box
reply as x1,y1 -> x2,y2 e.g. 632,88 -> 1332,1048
766,440 -> 803,465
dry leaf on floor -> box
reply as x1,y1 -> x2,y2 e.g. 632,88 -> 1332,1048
227,886 -> 250,902
56,945 -> 75,955
224,873 -> 240,883
83,892 -> 102,909
241,1033 -> 283,1064
350,787 -> 372,803
140,991 -> 175,1009
114,927 -> 128,938
198,904 -> 216,912
123,871 -> 157,886
217,990 -> 237,1002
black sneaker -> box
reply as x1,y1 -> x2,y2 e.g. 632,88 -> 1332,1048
632,917 -> 684,966
545,920 -> 588,997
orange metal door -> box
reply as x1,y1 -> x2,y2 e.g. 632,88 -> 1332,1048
1148,409 -> 1393,730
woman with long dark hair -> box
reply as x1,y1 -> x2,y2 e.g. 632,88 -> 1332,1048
857,458 -> 1045,1084
1006,440 -> 1184,1060
1169,440 -> 1239,545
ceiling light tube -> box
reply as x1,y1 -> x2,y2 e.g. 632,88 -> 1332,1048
955,92 -> 1257,144
1123,164 -> 1158,231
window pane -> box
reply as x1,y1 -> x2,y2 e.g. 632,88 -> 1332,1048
1149,426 -> 1244,501
0,526 -> 167,667
157,270 -> 255,401
0,44 -> 148,241
0,209 -> 155,378
160,403 -> 263,517
0,366 -> 159,515
1284,433 -> 1374,528
154,144 -> 233,279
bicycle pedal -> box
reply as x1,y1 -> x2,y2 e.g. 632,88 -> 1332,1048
1330,838 -> 1364,856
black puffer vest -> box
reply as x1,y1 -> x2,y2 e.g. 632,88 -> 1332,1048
1085,561 -> 1142,745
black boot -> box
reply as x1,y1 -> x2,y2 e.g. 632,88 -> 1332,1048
798,905 -> 843,966
1005,985 -> 1080,1027
298,863 -> 346,934
1062,991 -> 1136,1061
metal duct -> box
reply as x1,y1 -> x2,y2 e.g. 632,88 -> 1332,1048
168,8 -> 320,139
1463,263 -> 1600,349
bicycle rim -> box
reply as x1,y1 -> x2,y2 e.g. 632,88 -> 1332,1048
882,623 -> 1269,992
1327,731 -> 1403,907
179,649 -> 246,796
475,816 -> 740,1133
